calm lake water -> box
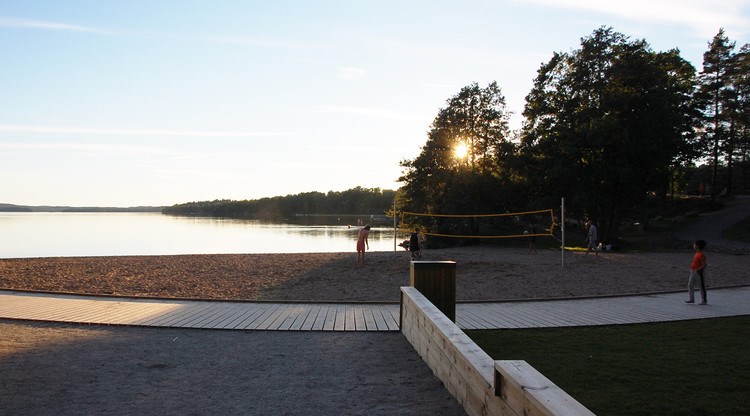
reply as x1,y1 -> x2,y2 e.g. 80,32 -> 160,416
0,212 -> 398,258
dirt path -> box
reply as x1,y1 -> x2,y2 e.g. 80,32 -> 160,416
0,321 -> 465,416
673,195 -> 750,254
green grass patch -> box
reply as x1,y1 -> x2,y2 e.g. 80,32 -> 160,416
466,316 -> 750,416
722,215 -> 750,243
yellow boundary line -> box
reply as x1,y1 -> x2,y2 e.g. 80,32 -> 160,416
402,209 -> 553,218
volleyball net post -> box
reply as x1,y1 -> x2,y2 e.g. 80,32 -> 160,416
561,197 -> 565,268
393,199 -> 397,255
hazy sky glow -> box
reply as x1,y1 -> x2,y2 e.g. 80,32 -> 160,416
1,0 -> 748,206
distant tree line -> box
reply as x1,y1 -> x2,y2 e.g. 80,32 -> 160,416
162,187 -> 397,220
0,204 -> 162,212
398,27 -> 750,245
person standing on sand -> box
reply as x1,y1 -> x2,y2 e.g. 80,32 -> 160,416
585,220 -> 598,256
409,227 -> 423,260
356,224 -> 371,266
526,225 -> 537,255
686,240 -> 708,305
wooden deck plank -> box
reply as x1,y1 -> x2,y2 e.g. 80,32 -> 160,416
380,305 -> 400,330
201,303 -> 251,329
129,303 -> 190,326
456,308 -> 492,329
362,306 -> 378,331
228,303 -> 272,329
22,298 -> 90,322
221,303 -> 268,329
49,301 -> 110,323
322,305 -> 337,331
344,305 -> 356,331
205,303 -> 259,329
333,305 -> 346,331
247,304 -> 286,330
187,303 -> 239,327
313,305 -> 332,331
0,297 -> 52,320
278,305 -> 306,331
181,303 -> 236,328
371,305 -> 388,330
262,303 -> 302,330
298,304 -> 322,331
95,300 -> 169,325
50,299 -> 101,322
138,303 -> 206,327
353,306 -> 366,331
6,298 -> 65,320
238,303 -> 278,330
75,303 -> 136,325
524,302 -> 591,327
163,303 -> 221,328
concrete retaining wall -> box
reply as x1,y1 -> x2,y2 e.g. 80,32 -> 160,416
400,286 -> 594,416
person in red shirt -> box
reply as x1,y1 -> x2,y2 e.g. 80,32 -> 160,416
685,240 -> 708,305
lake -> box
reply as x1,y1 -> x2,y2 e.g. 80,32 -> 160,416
0,212 -> 399,258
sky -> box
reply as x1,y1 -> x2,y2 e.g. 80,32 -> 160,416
1,0 -> 749,207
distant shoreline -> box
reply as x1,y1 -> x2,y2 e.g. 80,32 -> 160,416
0,203 -> 164,213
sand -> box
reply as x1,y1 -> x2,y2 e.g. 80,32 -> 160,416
2,246 -> 749,302
0,322 -> 466,415
2,246 -> 749,415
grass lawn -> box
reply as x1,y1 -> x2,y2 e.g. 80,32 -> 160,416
466,316 -> 750,416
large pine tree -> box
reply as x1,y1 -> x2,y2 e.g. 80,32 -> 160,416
697,28 -> 736,198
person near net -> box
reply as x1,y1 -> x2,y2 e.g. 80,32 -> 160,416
585,220 -> 598,256
525,225 -> 538,255
409,227 -> 423,260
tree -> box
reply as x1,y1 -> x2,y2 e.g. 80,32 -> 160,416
161,187 -> 396,219
697,28 -> 736,198
519,27 -> 698,243
732,44 -> 750,192
398,82 -> 515,243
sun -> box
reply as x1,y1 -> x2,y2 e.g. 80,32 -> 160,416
454,142 -> 469,160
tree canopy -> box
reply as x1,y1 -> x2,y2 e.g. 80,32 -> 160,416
398,82 -> 518,242
518,27 -> 699,240
398,26 -> 747,245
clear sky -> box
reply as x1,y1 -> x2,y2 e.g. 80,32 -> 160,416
1,0 -> 748,207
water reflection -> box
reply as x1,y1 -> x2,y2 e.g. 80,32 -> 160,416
0,212 -> 397,258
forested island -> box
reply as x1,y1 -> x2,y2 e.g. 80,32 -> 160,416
0,204 -> 163,213
161,187 -> 397,220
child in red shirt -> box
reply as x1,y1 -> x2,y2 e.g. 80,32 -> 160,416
685,240 -> 707,305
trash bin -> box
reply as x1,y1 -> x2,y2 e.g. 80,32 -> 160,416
410,261 -> 456,321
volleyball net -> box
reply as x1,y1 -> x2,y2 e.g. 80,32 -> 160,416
401,208 -> 556,239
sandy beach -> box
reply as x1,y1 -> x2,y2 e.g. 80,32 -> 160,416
2,246 -> 749,414
2,246 -> 749,302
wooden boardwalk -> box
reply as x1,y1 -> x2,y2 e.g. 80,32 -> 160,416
0,291 -> 400,331
455,286 -> 750,329
1,287 -> 748,331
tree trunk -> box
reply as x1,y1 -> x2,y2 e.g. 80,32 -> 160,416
726,118 -> 735,196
